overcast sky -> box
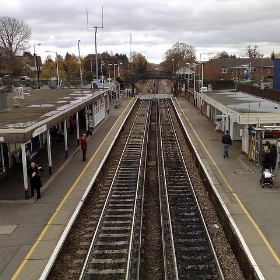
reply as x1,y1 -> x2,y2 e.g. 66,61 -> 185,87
2,0 -> 280,63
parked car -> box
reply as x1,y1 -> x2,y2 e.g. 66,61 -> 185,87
200,86 -> 208,92
20,76 -> 31,81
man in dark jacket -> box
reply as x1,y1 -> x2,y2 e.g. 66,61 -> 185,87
80,133 -> 88,161
221,130 -> 232,158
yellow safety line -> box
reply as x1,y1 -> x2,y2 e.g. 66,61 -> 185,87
12,99 -> 135,279
175,97 -> 280,265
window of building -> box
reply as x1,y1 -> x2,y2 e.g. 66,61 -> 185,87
94,101 -> 99,113
221,68 -> 227,73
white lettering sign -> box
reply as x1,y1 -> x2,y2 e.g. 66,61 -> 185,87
32,124 -> 47,138
231,115 -> 239,123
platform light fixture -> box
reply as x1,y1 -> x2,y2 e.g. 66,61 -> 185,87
78,40 -> 83,88
33,43 -> 41,89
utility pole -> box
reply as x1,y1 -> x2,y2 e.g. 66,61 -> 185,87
87,6 -> 103,81
78,40 -> 83,88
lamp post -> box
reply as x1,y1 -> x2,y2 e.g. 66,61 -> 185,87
100,58 -> 104,88
235,65 -> 246,92
87,6 -> 103,81
94,27 -> 99,81
192,63 -> 197,106
117,61 -> 122,76
192,63 -> 196,92
235,66 -> 238,92
172,58 -> 175,74
78,40 -> 83,88
108,63 -> 112,110
113,63 -> 117,83
33,43 -> 41,89
46,51 -> 60,88
186,63 -> 190,95
108,63 -> 112,92
199,52 -> 213,90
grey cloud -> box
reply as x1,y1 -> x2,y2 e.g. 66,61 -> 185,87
2,0 -> 280,62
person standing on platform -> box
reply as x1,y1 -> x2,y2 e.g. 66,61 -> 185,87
221,130 -> 232,158
269,144 -> 277,173
262,149 -> 271,171
69,117 -> 75,135
80,133 -> 88,161
28,161 -> 43,199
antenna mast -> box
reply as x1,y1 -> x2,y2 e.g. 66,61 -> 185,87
87,6 -> 104,81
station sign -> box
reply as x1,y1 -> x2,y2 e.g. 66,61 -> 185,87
231,114 -> 239,123
264,129 -> 280,138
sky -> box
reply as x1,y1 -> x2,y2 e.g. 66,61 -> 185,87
2,0 -> 280,64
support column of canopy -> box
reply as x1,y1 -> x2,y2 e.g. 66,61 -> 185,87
64,119 -> 68,158
47,129 -> 53,175
21,143 -> 29,200
76,111 -> 80,145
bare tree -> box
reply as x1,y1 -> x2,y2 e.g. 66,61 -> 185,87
0,16 -> 32,74
244,45 -> 263,58
271,50 -> 280,61
161,42 -> 196,73
213,51 -> 237,59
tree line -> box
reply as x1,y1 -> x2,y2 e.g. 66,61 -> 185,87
1,16 -> 280,82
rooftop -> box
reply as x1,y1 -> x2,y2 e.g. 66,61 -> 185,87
0,87 -> 105,143
202,89 -> 280,124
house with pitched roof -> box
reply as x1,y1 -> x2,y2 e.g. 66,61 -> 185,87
84,52 -> 121,78
202,58 -> 274,83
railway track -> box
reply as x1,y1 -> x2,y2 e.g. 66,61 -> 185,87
79,100 -> 150,279
47,96 -> 241,280
157,99 -> 223,279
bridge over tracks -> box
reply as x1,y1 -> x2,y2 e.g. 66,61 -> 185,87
127,70 -> 173,83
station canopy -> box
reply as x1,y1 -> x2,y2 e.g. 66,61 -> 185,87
175,67 -> 194,75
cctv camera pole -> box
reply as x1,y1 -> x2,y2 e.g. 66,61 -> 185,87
33,44 -> 41,89
36,56 -> 40,89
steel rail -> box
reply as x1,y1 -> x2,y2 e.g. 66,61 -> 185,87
158,98 -> 180,279
156,99 -> 169,280
79,100 -> 150,280
161,99 -> 225,279
134,100 -> 151,280
125,100 -> 151,279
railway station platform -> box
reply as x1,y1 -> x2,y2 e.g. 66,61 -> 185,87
173,97 -> 280,280
0,95 -> 279,279
0,97 -> 136,280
